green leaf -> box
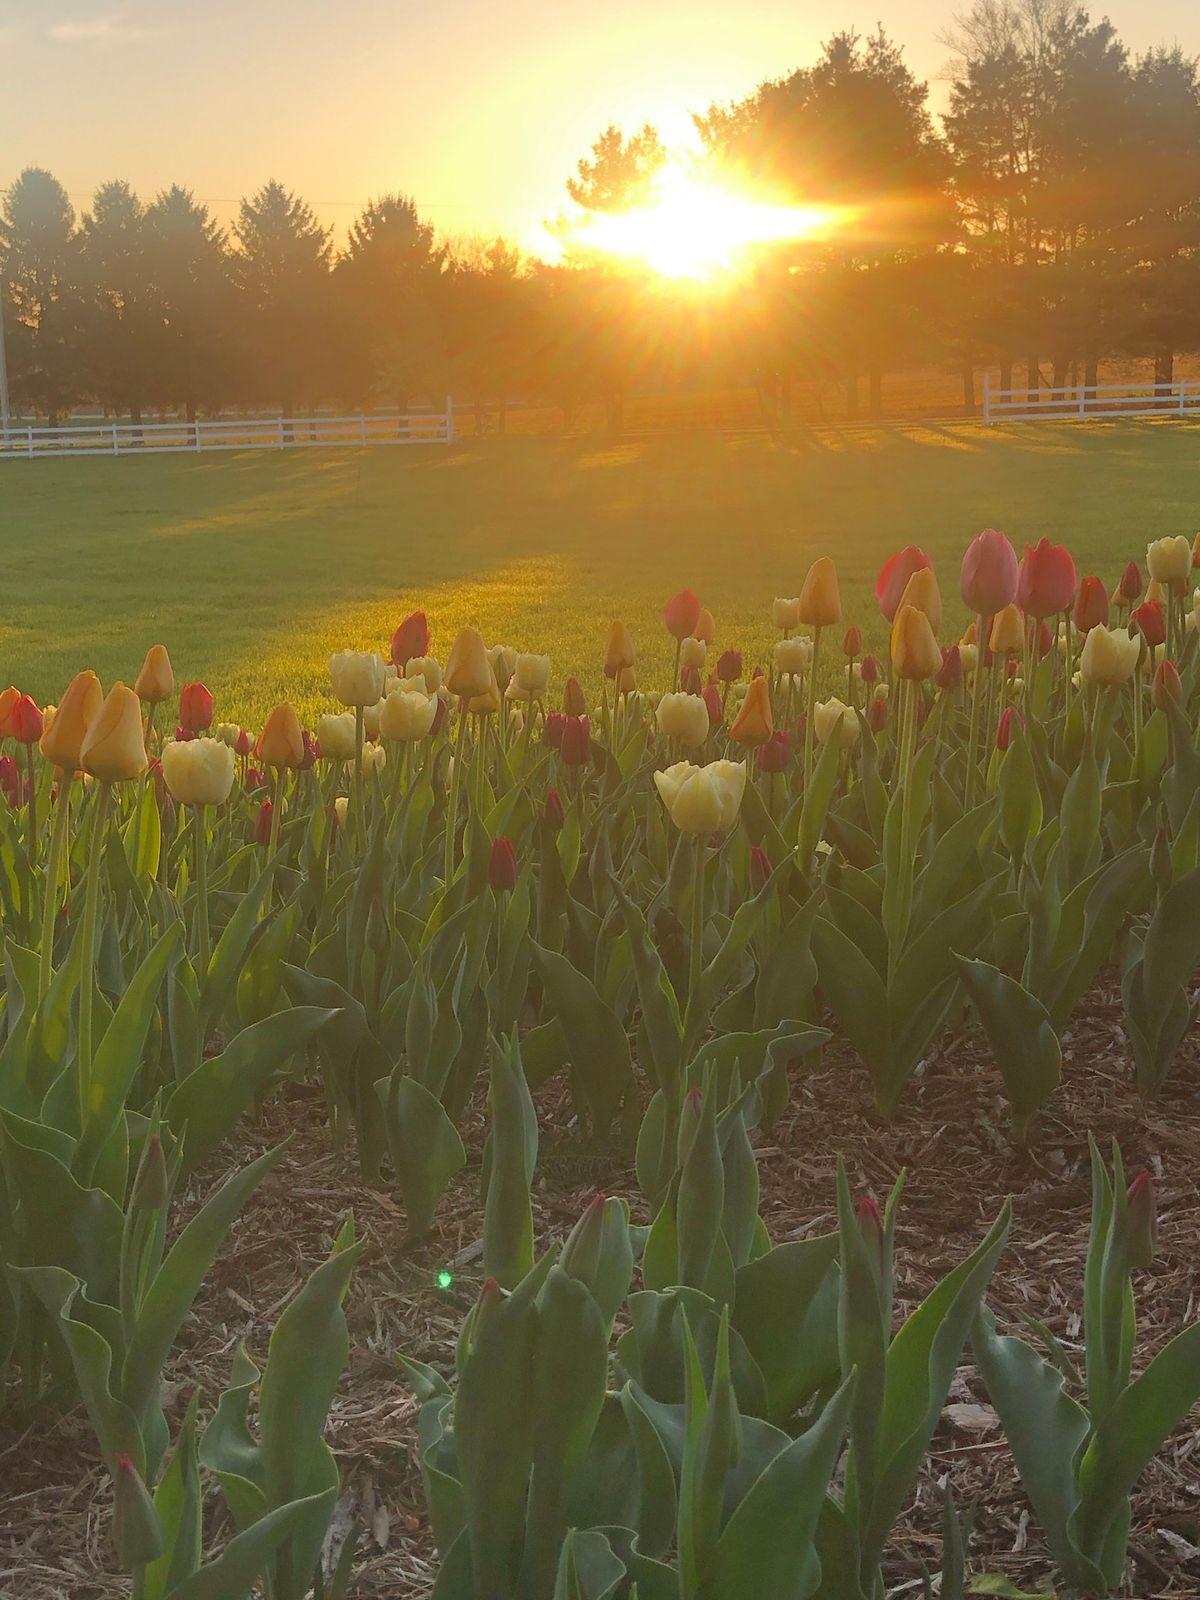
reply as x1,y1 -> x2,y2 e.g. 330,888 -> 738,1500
170,1495 -> 335,1600
483,1033 -> 539,1289
532,942 -> 633,1134
379,1071 -> 467,1240
955,957 -> 1061,1140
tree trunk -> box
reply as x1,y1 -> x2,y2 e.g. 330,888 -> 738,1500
845,374 -> 859,421
130,399 -> 143,446
868,367 -> 883,419
1052,352 -> 1068,393
999,359 -> 1012,395
1154,348 -> 1174,402
1026,355 -> 1039,404
961,360 -> 976,414
1084,354 -> 1099,393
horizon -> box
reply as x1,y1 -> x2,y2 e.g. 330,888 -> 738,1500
3,0 -> 1198,258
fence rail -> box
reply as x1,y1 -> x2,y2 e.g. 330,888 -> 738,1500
0,403 -> 455,459
983,375 -> 1200,423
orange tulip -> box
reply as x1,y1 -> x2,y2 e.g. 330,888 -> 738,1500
891,605 -> 942,681
40,669 -> 103,770
797,557 -> 842,628
896,567 -> 942,634
256,703 -> 305,768
729,675 -> 774,745
694,606 -> 716,645
0,686 -> 19,737
80,683 -> 148,782
134,644 -> 174,705
444,627 -> 492,701
988,603 -> 1025,655
603,621 -> 635,678
563,675 -> 587,716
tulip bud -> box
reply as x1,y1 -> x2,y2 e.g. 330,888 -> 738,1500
254,798 -> 273,846
559,715 -> 591,766
988,603 -> 1025,656
750,844 -> 772,893
702,683 -> 722,726
860,653 -> 880,685
842,624 -> 862,658
81,683 -> 148,782
1118,560 -> 1143,605
543,710 -> 566,749
9,694 -> 43,745
561,675 -> 587,716
875,545 -> 932,622
657,690 -> 710,748
558,1193 -> 634,1331
1152,658 -> 1182,710
1080,624 -> 1141,686
130,1134 -> 168,1211
488,836 -> 518,891
716,648 -> 742,683
178,681 -> 214,734
256,703 -> 305,768
813,697 -> 860,749
935,645 -> 962,689
1125,1170 -> 1157,1268
134,644 -> 174,705
961,529 -> 1018,616
729,675 -> 773,745
1132,601 -> 1166,650
897,566 -> 943,633
679,664 -> 702,695
868,696 -> 888,733
755,729 -> 790,773
333,795 -> 349,828
663,589 -> 702,641
797,556 -> 841,627
544,787 -> 564,828
40,670 -> 102,770
390,610 -> 430,669
161,736 -> 236,807
856,1194 -> 886,1275
603,621 -> 635,678
1017,537 -> 1077,619
0,685 -> 20,736
1146,535 -> 1191,587
1073,576 -> 1109,633
245,765 -> 266,792
112,1454 -> 164,1568
676,1085 -> 704,1166
996,705 -> 1024,752
445,627 -> 492,700
891,605 -> 942,681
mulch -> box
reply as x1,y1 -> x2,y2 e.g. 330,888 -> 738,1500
3,981 -> 1199,1598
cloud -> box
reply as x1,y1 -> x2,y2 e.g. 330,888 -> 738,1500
48,14 -> 154,42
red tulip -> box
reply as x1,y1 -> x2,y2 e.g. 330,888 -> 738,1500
875,545 -> 932,622
544,787 -> 564,828
9,694 -> 43,745
430,696 -> 448,737
702,683 -> 722,725
1072,576 -> 1108,633
960,529 -> 1018,617
544,711 -> 566,749
716,648 -> 742,683
1033,620 -> 1055,659
235,727 -> 253,758
488,836 -> 518,891
756,730 -> 790,773
680,664 -> 701,695
996,705 -> 1024,751
935,645 -> 962,689
750,844 -> 772,893
179,681 -> 214,734
0,755 -> 20,806
390,610 -> 430,669
173,726 -> 196,743
1017,537 -> 1076,619
663,589 -> 702,641
299,728 -> 319,770
868,697 -> 887,733
842,624 -> 862,658
1119,560 -> 1143,604
254,798 -> 273,846
560,714 -> 590,766
860,653 -> 880,685
1132,601 -> 1165,650
246,766 -> 266,792
1152,658 -> 1182,710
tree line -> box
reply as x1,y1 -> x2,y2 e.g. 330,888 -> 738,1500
3,0 -> 1199,430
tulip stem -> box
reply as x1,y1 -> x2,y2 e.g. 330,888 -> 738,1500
687,834 -> 705,1021
444,707 -> 470,885
193,806 -> 210,982
38,769 -> 73,1004
24,743 -> 38,869
804,626 -> 822,788
268,769 -> 283,856
964,613 -> 987,809
77,780 -> 113,1128
353,704 -> 366,853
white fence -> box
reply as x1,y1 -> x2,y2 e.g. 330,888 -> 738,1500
0,402 -> 455,460
983,374 -> 1200,423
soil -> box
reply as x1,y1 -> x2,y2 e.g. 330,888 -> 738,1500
3,981 -> 1199,1599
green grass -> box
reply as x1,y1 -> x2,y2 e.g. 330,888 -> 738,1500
2,421 -> 1197,725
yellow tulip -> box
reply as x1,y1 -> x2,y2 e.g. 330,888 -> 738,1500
679,636 -> 707,671
40,669 -> 103,770
329,650 -> 386,708
256,703 -> 305,768
134,644 -> 174,705
615,665 -> 637,696
813,697 -> 861,749
316,711 -> 357,761
160,737 -> 235,807
890,605 -> 942,681
988,603 -> 1025,655
729,675 -> 773,745
380,687 -> 437,741
797,557 -> 842,628
772,597 -> 802,631
603,621 -> 635,678
445,627 -> 493,700
407,655 -> 443,693
1079,624 -> 1140,685
896,567 -> 942,633
80,682 -> 147,782
656,691 -> 710,748
513,653 -> 551,697
654,759 -> 746,833
694,607 -> 716,645
468,664 -> 502,715
774,637 -> 812,676
1146,535 -> 1191,586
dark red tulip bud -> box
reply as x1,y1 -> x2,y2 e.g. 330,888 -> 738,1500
935,645 -> 962,689
563,675 -> 587,716
298,729 -> 319,771
560,715 -> 591,767
756,729 -> 790,773
996,705 -> 1024,751
544,711 -> 566,749
254,798 -> 273,846
868,697 -> 887,733
9,694 -> 43,745
860,653 -> 880,685
716,648 -> 742,683
1073,576 -> 1109,633
173,726 -> 196,743
1126,1171 -> 1157,1268
663,589 -> 702,641
842,624 -> 862,658
702,683 -> 722,725
179,681 -> 214,734
112,1452 -> 163,1566
1119,561 -> 1143,603
750,844 -> 772,893
544,787 -> 564,828
1017,537 -> 1077,619
856,1194 -> 886,1271
245,766 -> 266,792
235,727 -> 252,758
1132,601 -> 1165,650
1152,658 -> 1182,710
0,755 -> 18,806
488,836 -> 518,891
430,695 -> 448,737
679,664 -> 701,695
390,610 -> 430,669
751,664 -> 765,679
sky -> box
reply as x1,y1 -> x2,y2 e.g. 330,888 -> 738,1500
2,0 -> 1197,258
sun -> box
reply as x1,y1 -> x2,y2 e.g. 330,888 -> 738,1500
564,165 -> 837,279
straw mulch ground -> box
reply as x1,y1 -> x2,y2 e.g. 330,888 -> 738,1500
3,984 -> 1199,1599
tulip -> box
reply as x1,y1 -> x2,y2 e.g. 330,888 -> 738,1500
40,669 -> 102,770
174,726 -> 196,743
1126,1171 -> 1158,1268
391,610 -> 430,669
179,681 -> 214,734
1146,535 -> 1191,587
256,703 -> 305,768
1146,577 -> 1168,607
996,705 -> 1024,751
603,621 -> 635,678
544,787 -> 564,828
679,664 -> 701,695
896,566 -> 943,633
254,798 -> 273,845
615,665 -> 637,696
868,696 -> 887,733
1033,620 -> 1054,659
560,714 -> 591,766
488,836 -> 518,891
1017,537 -> 1076,618
1073,576 -> 1109,633
234,727 -> 253,758
663,589 -> 702,641
246,766 -> 267,791
1151,658 -> 1182,710
756,730 -> 790,772
487,644 -> 517,690
0,685 -> 19,737
134,644 -> 174,705
0,756 -> 20,807
1079,624 -> 1140,686
468,666 -> 502,716
842,624 -> 862,658
316,711 -> 358,761
813,697 -> 860,749
1132,601 -> 1165,650
81,683 -> 147,782
935,645 -> 962,689
729,674 -> 773,745
562,675 -> 587,716
750,844 -> 772,893
774,637 -> 812,676
440,627 -> 489,700
513,653 -> 550,697
875,544 -> 932,622
9,694 -> 42,745
716,648 -> 742,683
380,687 -> 437,741
702,683 -> 722,726
860,654 -> 880,685
960,529 -> 1018,616
407,654 -> 443,693
797,556 -> 841,627
890,604 -> 942,681
1115,561 -> 1143,611
988,603 -> 1025,656
544,711 -> 566,749
657,691 -> 710,748
333,796 -> 350,829
695,606 -> 716,645
160,736 -> 235,807
329,650 -> 386,709
654,759 -> 746,834
112,1454 -> 164,1569
772,596 -> 802,632
679,636 -> 706,671
958,642 -> 979,676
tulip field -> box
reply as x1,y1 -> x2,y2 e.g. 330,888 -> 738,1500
1,428 -> 1200,1599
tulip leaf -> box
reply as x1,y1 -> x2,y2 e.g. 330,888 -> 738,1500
482,1033 -> 539,1289
955,957 -> 1061,1140
379,1070 -> 467,1240
531,942 -> 633,1134
731,1234 -> 840,1423
169,1494 -> 335,1600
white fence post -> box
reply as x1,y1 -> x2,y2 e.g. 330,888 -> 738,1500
112,422 -> 119,456
1078,383 -> 1086,421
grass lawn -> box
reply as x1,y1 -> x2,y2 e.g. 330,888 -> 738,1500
1,420 -> 1197,724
